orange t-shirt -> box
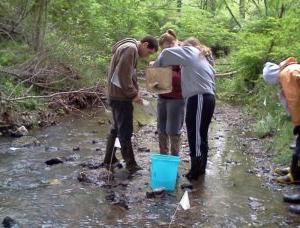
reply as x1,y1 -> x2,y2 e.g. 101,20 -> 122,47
279,57 -> 300,126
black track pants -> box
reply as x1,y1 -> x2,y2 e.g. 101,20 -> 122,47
185,93 -> 215,158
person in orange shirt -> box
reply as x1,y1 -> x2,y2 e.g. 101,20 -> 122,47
263,57 -> 300,213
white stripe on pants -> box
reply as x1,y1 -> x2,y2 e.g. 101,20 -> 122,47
196,94 -> 203,157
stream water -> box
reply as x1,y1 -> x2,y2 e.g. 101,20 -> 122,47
1,103 -> 300,227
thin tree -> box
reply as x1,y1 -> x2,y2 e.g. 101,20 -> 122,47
177,0 -> 182,12
31,0 -> 48,52
239,0 -> 245,18
224,0 -> 242,28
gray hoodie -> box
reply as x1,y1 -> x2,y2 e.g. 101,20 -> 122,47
154,46 -> 215,98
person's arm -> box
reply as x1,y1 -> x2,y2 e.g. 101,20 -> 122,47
117,47 -> 138,99
153,46 -> 189,67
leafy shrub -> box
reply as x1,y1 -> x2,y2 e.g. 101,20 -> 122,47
254,113 -> 277,138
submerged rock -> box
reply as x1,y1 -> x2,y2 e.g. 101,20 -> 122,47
92,140 -> 99,144
9,126 -> 28,137
112,199 -> 129,210
73,146 -> 80,151
146,188 -> 166,199
248,197 -> 265,211
77,169 -> 113,185
2,216 -> 19,228
98,120 -> 106,125
49,179 -> 62,185
45,146 -> 58,152
105,191 -> 129,210
45,157 -> 64,166
80,161 -> 102,169
181,183 -> 193,190
105,191 -> 115,201
138,147 -> 150,152
80,160 -> 123,170
65,154 -> 80,162
77,172 -> 92,183
11,136 -> 40,147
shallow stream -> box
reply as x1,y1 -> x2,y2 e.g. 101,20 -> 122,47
1,103 -> 300,227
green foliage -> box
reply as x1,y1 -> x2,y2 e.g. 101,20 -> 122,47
217,4 -> 299,165
254,113 -> 278,138
178,7 -> 235,48
0,41 -> 32,66
272,124 -> 294,165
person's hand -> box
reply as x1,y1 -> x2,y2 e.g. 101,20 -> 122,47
133,94 -> 143,105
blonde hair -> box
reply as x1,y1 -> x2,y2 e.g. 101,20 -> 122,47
182,37 -> 214,66
159,29 -> 177,47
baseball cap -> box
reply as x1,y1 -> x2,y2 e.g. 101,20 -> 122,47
262,62 -> 280,84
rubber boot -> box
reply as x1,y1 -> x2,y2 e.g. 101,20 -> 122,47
120,141 -> 142,174
170,134 -> 181,156
274,167 -> 290,176
283,192 -> 300,203
289,205 -> 300,214
102,134 -> 121,170
276,154 -> 300,184
184,157 -> 203,181
199,156 -> 207,175
159,133 -> 169,154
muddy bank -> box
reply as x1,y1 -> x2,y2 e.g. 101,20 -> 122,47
219,103 -> 296,191
226,103 -> 300,203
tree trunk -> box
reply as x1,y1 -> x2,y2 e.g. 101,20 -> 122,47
279,3 -> 285,18
210,0 -> 217,14
177,0 -> 182,13
32,0 -> 48,52
250,0 -> 262,16
264,0 -> 268,16
239,0 -> 245,18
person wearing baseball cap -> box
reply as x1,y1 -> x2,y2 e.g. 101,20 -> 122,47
263,57 -> 300,214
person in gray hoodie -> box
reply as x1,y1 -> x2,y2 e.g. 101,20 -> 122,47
154,37 -> 215,181
103,36 -> 158,174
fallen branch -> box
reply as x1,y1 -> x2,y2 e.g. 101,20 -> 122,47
3,86 -> 104,102
0,67 -> 29,79
138,70 -> 239,80
215,70 -> 239,77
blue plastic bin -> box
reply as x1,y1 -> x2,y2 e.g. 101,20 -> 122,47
150,153 -> 180,191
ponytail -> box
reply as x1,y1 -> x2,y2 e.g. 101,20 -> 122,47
182,37 -> 214,66
159,29 -> 177,47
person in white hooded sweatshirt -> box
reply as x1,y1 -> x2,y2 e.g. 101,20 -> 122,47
154,37 -> 215,181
